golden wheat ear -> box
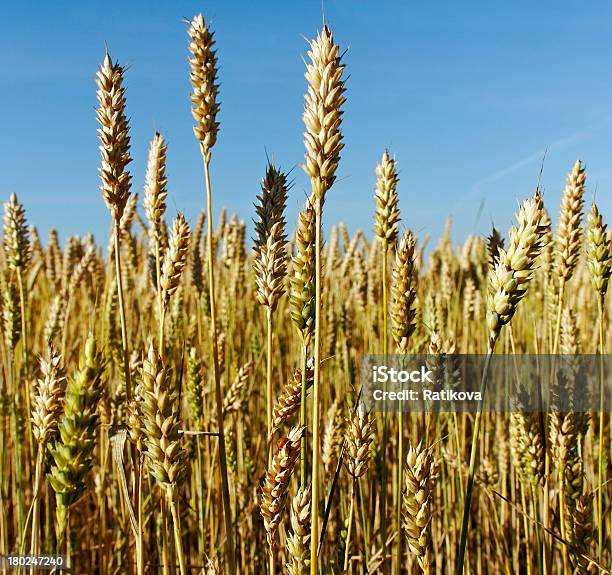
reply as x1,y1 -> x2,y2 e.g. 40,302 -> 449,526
260,426 -> 303,552
403,442 -> 438,575
96,52 -> 132,222
286,486 -> 312,575
586,202 -> 612,296
391,229 -> 418,353
3,193 -> 31,273
302,25 -> 346,203
160,213 -> 191,310
188,13 -> 220,159
374,150 -> 400,245
143,132 -> 168,254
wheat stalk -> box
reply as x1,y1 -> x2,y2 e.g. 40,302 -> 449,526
458,192 -> 547,575
302,26 -> 346,574
188,14 -> 235,571
585,201 -> 612,560
373,149 -> 401,572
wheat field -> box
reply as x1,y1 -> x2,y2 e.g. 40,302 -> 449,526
0,13 -> 610,575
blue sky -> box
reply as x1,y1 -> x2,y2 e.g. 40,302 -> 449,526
2,1 -> 612,248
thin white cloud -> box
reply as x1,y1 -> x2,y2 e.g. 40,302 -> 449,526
470,115 -> 612,194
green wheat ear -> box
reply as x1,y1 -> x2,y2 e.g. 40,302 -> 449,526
47,335 -> 104,535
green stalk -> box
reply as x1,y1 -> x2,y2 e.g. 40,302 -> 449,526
55,507 -> 69,568
343,479 -> 356,573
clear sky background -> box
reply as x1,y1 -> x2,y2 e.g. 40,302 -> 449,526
2,1 -> 612,248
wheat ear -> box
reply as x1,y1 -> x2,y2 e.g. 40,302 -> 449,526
403,443 -> 438,575
30,346 -> 65,556
143,131 -> 168,330
391,229 -> 418,353
2,193 -> 32,450
374,150 -> 400,244
271,363 -> 314,436
159,213 -> 191,356
3,193 -> 31,273
223,360 -> 253,416
287,486 -> 312,575
260,426 -> 303,555
549,160 -> 586,357
47,336 -> 103,551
